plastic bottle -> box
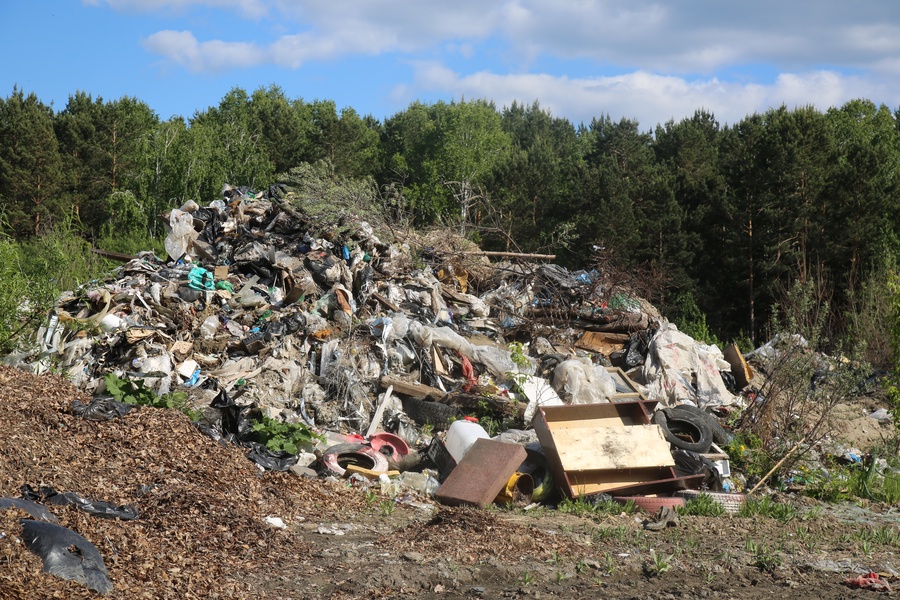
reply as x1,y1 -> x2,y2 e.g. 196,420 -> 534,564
445,418 -> 490,463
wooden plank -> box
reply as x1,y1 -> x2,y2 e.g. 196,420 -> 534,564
380,376 -> 445,402
723,343 -> 753,389
551,426 -> 674,471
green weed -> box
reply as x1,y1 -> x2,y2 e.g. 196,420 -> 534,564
677,493 -> 726,517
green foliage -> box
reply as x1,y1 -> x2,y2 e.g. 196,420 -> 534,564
737,495 -> 798,522
278,160 -> 382,238
725,433 -> 772,482
677,493 -> 726,517
558,496 -> 636,517
0,234 -> 34,354
644,550 -> 673,577
669,290 -> 721,345
250,414 -> 323,455
749,543 -> 782,573
104,372 -> 200,420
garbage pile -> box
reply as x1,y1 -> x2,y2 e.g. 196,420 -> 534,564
10,183 -> 751,511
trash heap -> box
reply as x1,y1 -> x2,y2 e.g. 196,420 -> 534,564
12,183 -> 752,514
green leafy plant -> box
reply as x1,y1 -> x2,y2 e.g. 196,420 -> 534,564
250,414 -> 323,455
751,545 -> 782,573
520,569 -> 534,586
379,500 -> 395,516
644,550 -> 673,577
104,372 -> 200,420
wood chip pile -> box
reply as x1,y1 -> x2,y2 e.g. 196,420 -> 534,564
0,365 -> 366,598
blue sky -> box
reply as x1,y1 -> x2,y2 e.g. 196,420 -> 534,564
4,1 -> 900,128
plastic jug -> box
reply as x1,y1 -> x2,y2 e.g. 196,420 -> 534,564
445,418 -> 490,463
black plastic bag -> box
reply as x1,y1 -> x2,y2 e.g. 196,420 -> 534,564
71,397 -> 134,421
0,497 -> 58,522
21,520 -> 113,594
21,484 -> 138,520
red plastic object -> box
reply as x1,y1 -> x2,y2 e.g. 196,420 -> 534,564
612,496 -> 686,512
368,433 -> 410,461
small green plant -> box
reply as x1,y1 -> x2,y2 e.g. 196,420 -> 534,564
677,493 -> 726,517
860,538 -> 873,557
575,559 -> 588,574
602,551 -> 616,575
364,491 -> 378,507
379,500 -> 395,516
554,570 -> 568,583
250,414 -> 323,454
751,544 -> 781,573
104,372 -> 201,420
744,538 -> 759,554
738,495 -> 797,522
644,550 -> 673,577
521,569 -> 534,586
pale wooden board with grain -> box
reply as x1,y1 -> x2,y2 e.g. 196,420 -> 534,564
551,425 -> 674,471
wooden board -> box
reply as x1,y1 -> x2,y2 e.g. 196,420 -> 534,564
575,331 -> 629,355
551,425 -> 674,471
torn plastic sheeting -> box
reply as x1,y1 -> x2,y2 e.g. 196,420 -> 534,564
552,358 -> 617,404
70,396 -> 135,421
22,484 -> 138,521
0,497 -> 58,522
642,322 -> 740,408
164,208 -> 198,261
21,520 -> 113,594
406,321 -> 524,378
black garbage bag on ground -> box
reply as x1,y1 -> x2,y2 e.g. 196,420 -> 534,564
0,497 -> 58,522
201,389 -> 299,471
71,396 -> 134,421
21,520 -> 113,594
21,484 -> 138,520
671,448 -> 724,492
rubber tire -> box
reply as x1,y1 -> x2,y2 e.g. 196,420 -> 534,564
613,496 -> 686,512
321,443 -> 390,477
652,409 -> 714,453
668,404 -> 733,446
401,397 -> 459,430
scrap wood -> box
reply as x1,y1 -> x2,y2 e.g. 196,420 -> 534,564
380,375 -> 445,402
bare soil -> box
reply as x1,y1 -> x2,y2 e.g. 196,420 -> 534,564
1,365 -> 897,599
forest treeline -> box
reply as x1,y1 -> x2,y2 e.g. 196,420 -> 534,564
1,84 -> 899,360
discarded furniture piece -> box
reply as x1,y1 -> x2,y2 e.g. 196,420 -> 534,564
434,438 -> 527,509
534,400 -> 702,498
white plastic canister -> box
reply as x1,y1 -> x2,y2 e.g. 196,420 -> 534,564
445,418 -> 490,463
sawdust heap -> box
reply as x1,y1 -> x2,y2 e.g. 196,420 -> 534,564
0,366 -> 365,599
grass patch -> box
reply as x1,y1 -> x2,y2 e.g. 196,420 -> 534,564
677,493 -> 726,517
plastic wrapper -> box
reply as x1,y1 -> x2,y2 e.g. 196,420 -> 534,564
552,357 -> 617,404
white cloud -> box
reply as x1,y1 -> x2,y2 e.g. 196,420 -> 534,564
142,30 -> 264,71
397,63 -> 894,127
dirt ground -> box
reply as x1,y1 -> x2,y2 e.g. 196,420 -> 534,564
1,364 -> 898,599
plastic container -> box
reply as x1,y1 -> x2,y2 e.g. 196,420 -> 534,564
445,418 -> 490,463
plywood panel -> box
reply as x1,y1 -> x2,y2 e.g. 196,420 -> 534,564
552,426 -> 674,471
